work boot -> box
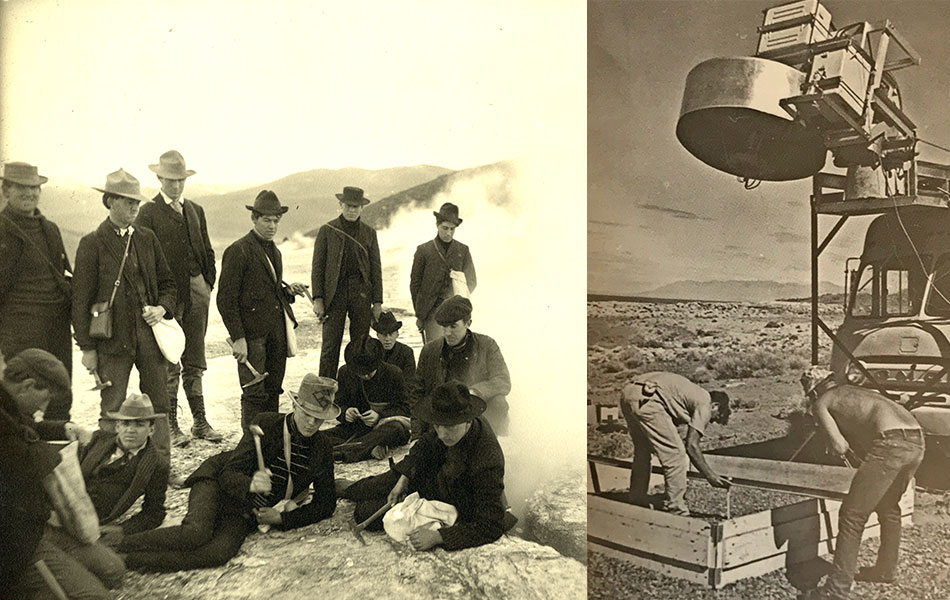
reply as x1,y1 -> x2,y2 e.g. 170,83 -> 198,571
167,400 -> 190,448
188,395 -> 224,442
854,565 -> 898,583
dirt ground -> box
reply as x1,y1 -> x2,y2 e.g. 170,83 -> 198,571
587,299 -> 950,600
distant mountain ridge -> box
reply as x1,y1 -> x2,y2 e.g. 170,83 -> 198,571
633,279 -> 843,303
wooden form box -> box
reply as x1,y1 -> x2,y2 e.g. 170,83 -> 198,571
587,455 -> 914,589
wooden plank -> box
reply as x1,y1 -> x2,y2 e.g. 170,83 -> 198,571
588,540 -> 712,587
589,493 -> 712,536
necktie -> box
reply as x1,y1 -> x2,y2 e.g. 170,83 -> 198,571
171,200 -> 182,215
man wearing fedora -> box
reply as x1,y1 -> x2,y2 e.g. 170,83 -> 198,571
79,393 -> 169,542
0,161 -> 75,420
73,169 -> 178,464
217,190 -> 309,432
323,336 -> 411,462
340,381 -> 512,551
373,310 -> 416,379
410,202 -> 476,343
117,375 -> 339,572
311,186 -> 383,378
135,150 -> 221,447
412,295 -> 511,437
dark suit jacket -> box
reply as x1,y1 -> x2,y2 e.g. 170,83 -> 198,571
217,231 -> 297,342
335,362 -> 409,418
394,417 -> 505,550
72,219 -> 177,353
79,430 -> 168,534
0,208 -> 72,307
310,216 -> 383,307
409,237 -> 476,321
135,195 -> 216,309
382,340 -> 416,380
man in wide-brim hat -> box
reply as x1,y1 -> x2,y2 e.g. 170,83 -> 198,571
0,161 -> 74,420
72,169 -> 177,465
310,185 -> 384,378
339,380 -> 514,551
372,310 -> 416,379
136,150 -> 221,447
410,201 -> 477,343
217,190 -> 308,432
118,374 -> 339,572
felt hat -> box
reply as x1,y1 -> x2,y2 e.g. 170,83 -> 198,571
412,381 -> 486,426
434,295 -> 473,326
1,162 -> 48,186
4,348 -> 70,392
292,374 -> 341,420
433,202 -> 462,226
93,169 -> 150,205
371,311 -> 402,335
344,336 -> 383,376
107,393 -> 160,421
148,150 -> 195,179
246,189 -> 289,215
335,186 -> 370,206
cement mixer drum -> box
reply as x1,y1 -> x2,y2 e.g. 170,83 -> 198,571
676,57 -> 826,181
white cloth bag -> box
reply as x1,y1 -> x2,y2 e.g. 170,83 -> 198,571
151,318 -> 186,363
383,492 -> 458,543
449,270 -> 470,298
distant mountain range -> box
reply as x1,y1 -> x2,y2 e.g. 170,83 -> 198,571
630,279 -> 844,303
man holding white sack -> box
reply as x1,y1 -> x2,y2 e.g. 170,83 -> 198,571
338,381 -> 513,551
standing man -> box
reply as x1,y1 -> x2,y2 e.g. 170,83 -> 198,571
72,169 -> 177,462
136,150 -> 221,446
311,186 -> 383,377
410,202 -> 476,343
217,190 -> 309,431
800,367 -> 924,600
0,161 -> 74,420
618,371 -> 732,516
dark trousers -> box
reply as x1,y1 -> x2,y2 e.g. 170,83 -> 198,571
120,479 -> 253,572
166,275 -> 211,417
239,331 -> 287,432
0,301 -> 73,420
344,468 -> 402,530
323,421 -> 410,462
319,275 -> 372,377
822,434 -> 924,600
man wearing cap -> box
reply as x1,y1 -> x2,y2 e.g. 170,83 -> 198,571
311,186 -> 383,378
799,367 -> 924,600
410,202 -> 476,343
323,336 -> 410,462
0,161 -> 74,420
373,310 -> 416,380
413,295 -> 511,437
340,381 -> 511,551
135,151 -> 221,446
217,190 -> 309,432
73,169 -> 178,463
117,375 -> 339,571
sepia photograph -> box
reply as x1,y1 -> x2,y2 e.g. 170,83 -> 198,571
589,1 -> 950,599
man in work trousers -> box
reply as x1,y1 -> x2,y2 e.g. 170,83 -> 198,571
311,186 -> 383,377
217,190 -> 309,432
72,169 -> 177,463
618,371 -> 732,515
0,161 -> 74,420
799,367 -> 924,600
135,150 -> 222,446
409,202 -> 476,343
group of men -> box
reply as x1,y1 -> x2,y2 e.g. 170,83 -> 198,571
0,154 -> 516,597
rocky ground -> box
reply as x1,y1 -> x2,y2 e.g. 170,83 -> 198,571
587,299 -> 950,599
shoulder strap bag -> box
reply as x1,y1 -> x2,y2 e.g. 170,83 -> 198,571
89,229 -> 133,340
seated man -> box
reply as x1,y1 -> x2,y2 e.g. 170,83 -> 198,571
373,310 -> 416,380
412,296 -> 511,437
323,336 -> 411,462
80,393 -> 169,542
340,381 -> 513,551
117,374 -> 338,571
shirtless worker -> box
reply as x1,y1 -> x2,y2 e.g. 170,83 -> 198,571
799,366 -> 924,600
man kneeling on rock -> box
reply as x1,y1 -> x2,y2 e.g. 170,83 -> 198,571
116,375 -> 338,571
339,381 -> 515,551
799,367 -> 924,600
618,371 -> 732,516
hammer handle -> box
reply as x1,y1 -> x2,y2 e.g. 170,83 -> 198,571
355,500 -> 395,532
252,436 -> 266,472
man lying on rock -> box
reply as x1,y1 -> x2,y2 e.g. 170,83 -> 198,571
114,374 -> 339,571
322,336 -> 411,462
618,371 -> 732,515
799,366 -> 924,600
338,381 -> 516,551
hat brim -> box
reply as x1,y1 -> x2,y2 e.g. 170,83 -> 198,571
105,411 -> 159,421
371,321 -> 402,334
149,164 -> 196,179
93,187 -> 149,203
336,193 -> 371,205
1,174 -> 48,186
411,394 -> 486,426
291,393 -> 342,420
245,204 -> 290,215
433,211 -> 462,225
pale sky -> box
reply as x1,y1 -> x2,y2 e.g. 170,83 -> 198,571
1,0 -> 582,185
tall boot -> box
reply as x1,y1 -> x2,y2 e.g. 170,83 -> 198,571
168,398 -> 190,448
189,395 -> 224,442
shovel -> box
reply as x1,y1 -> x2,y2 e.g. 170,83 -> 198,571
351,500 -> 394,545
226,337 -> 268,388
89,370 -> 112,391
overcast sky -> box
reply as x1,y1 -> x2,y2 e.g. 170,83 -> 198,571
589,0 -> 950,295
1,0 -> 581,185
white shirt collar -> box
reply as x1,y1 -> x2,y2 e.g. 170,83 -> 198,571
160,189 -> 183,208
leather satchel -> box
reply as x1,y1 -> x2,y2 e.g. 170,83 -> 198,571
89,229 -> 134,340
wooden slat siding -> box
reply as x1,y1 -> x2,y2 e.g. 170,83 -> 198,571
588,541 -> 712,587
587,405 -> 597,425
